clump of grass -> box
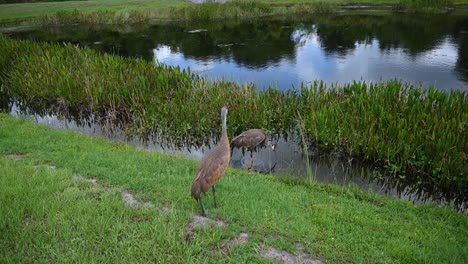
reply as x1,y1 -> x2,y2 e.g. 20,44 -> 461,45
36,9 -> 115,26
396,0 -> 454,13
286,2 -> 337,14
32,1 -> 275,26
311,1 -> 338,13
35,8 -> 165,26
173,0 -> 273,20
0,36 -> 466,205
35,0 -> 276,25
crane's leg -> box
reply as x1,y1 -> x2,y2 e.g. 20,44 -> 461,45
248,149 -> 254,169
198,197 -> 206,217
212,185 -> 217,208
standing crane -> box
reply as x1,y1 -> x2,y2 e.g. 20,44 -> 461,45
230,129 -> 276,170
231,129 -> 267,156
191,106 -> 230,216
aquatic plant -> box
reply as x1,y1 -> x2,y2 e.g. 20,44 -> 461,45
0,36 -> 466,204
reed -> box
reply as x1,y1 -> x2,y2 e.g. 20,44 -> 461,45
0,36 -> 466,202
296,110 -> 315,183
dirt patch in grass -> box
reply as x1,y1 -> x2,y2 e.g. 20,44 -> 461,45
33,164 -> 56,170
6,153 -> 25,160
259,243 -> 323,264
120,189 -> 138,208
161,203 -> 175,213
184,215 -> 228,241
117,189 -> 153,208
215,232 -> 249,256
72,175 -> 153,208
73,175 -> 98,185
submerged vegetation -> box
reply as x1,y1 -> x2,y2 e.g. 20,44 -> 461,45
1,114 -> 467,262
0,0 -> 465,26
0,36 -> 466,205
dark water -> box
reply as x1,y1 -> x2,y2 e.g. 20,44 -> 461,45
5,12 -> 468,91
5,100 -> 465,211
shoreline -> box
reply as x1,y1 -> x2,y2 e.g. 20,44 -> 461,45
1,113 -> 467,262
1,1 -> 468,28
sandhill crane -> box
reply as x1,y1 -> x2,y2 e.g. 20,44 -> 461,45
191,106 -> 230,216
231,128 -> 276,156
230,129 -> 276,170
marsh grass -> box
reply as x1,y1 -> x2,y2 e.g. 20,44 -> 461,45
0,36 -> 466,204
173,0 -> 274,20
396,0 -> 454,12
34,7 -> 181,26
0,0 -> 465,26
305,1 -> 338,13
1,114 -> 467,263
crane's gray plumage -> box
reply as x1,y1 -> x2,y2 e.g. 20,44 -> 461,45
230,129 -> 267,150
230,129 -> 276,169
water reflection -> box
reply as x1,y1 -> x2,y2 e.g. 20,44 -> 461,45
6,13 -> 468,91
6,100 -> 465,211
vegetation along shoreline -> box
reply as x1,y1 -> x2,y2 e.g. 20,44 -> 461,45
0,36 -> 466,208
1,0 -> 468,28
1,113 -> 467,262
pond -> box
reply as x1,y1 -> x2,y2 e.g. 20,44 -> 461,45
5,12 -> 468,91
2,11 -> 467,210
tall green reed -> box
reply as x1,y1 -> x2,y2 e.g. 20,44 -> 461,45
0,36 -> 466,197
297,110 -> 315,183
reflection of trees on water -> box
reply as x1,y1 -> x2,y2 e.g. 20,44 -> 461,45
454,18 -> 468,83
8,13 -> 468,78
308,14 -> 467,56
148,20 -> 297,68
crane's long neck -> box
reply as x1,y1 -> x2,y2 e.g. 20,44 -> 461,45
221,112 -> 227,139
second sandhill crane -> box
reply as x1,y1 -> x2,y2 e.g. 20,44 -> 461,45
230,129 -> 275,157
231,129 -> 277,170
191,106 -> 230,216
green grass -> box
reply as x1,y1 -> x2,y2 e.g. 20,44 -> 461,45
396,0 -> 455,13
0,0 -> 187,23
0,36 -> 466,202
0,113 -> 467,263
0,0 -> 466,26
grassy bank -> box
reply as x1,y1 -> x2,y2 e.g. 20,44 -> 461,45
0,36 -> 466,203
1,0 -> 467,26
1,113 -> 467,262
0,0 -> 186,24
